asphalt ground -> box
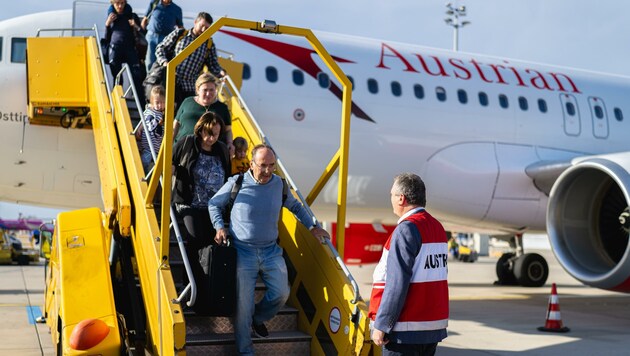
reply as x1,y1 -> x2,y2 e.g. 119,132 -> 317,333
348,249 -> 630,355
0,262 -> 53,355
3,248 -> 629,355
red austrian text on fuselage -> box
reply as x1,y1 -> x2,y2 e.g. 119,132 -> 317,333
376,43 -> 581,94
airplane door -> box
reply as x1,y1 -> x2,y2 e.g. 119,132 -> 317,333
588,96 -> 609,139
559,94 -> 580,136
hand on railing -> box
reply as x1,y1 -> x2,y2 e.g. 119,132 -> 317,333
310,226 -> 330,244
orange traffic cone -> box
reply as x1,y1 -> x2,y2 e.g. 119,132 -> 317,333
537,283 -> 570,332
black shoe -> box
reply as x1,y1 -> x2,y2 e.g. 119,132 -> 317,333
252,322 -> 269,338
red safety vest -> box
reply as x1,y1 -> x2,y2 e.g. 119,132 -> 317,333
368,210 -> 449,331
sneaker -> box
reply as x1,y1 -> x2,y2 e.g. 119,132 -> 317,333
252,322 -> 269,338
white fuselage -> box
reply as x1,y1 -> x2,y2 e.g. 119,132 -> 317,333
1,6 -> 629,234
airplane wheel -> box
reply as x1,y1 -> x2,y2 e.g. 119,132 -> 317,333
513,253 -> 549,287
495,253 -> 517,285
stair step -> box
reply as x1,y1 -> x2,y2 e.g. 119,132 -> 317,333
168,226 -> 310,354
185,330 -> 311,355
185,305 -> 298,335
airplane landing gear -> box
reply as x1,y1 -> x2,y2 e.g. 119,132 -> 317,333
514,252 -> 548,286
495,252 -> 518,285
494,235 -> 549,287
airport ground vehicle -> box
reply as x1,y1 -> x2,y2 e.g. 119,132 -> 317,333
0,219 -> 42,265
448,233 -> 479,263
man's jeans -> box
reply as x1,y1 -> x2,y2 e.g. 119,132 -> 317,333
145,31 -> 167,71
234,242 -> 290,355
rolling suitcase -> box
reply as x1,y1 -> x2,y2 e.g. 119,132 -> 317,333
198,242 -> 237,316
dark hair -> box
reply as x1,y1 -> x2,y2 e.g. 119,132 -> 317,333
233,137 -> 248,151
194,111 -> 224,138
394,173 -> 426,206
196,12 -> 213,24
251,144 -> 276,161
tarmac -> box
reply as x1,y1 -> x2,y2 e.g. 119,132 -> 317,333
348,249 -> 630,355
2,249 -> 629,355
0,262 -> 53,355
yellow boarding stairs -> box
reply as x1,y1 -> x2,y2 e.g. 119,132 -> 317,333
27,18 -> 376,355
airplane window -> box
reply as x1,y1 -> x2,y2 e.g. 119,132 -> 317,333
413,84 -> 424,99
565,102 -> 576,116
318,72 -> 330,89
594,105 -> 604,119
478,92 -> 488,106
538,99 -> 548,113
292,70 -> 304,86
367,78 -> 378,94
265,66 -> 278,83
0,37 -> 3,61
518,96 -> 528,111
242,63 -> 251,80
11,37 -> 27,63
348,76 -> 355,91
457,89 -> 467,104
436,87 -> 447,102
391,81 -> 402,97
498,94 -> 509,109
614,108 -> 623,122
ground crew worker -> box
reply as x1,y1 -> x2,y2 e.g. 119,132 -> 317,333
369,173 -> 449,356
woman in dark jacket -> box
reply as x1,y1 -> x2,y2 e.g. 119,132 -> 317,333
172,111 -> 230,311
105,0 -> 145,103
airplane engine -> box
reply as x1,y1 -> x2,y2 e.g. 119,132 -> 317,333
547,153 -> 630,292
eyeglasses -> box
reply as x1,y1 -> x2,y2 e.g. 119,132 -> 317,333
252,160 -> 275,171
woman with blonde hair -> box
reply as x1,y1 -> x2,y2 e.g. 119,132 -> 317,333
173,72 -> 233,155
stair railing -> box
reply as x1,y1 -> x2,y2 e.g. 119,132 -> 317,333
220,74 -> 362,304
114,64 -> 199,308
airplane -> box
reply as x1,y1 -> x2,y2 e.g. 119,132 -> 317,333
1,1 -> 630,293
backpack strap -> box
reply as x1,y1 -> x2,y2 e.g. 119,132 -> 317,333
230,173 -> 245,207
146,0 -> 160,19
176,29 -> 188,44
281,178 -> 288,205
223,173 -> 244,227
224,175 -> 288,226
174,29 -> 214,66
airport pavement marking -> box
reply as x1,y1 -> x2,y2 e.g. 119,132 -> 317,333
449,294 -> 529,301
0,303 -> 30,307
26,305 -> 43,324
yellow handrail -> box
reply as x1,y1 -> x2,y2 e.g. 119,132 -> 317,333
164,17 -> 353,258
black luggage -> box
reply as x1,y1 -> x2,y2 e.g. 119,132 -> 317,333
142,63 -> 166,103
198,243 -> 237,316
